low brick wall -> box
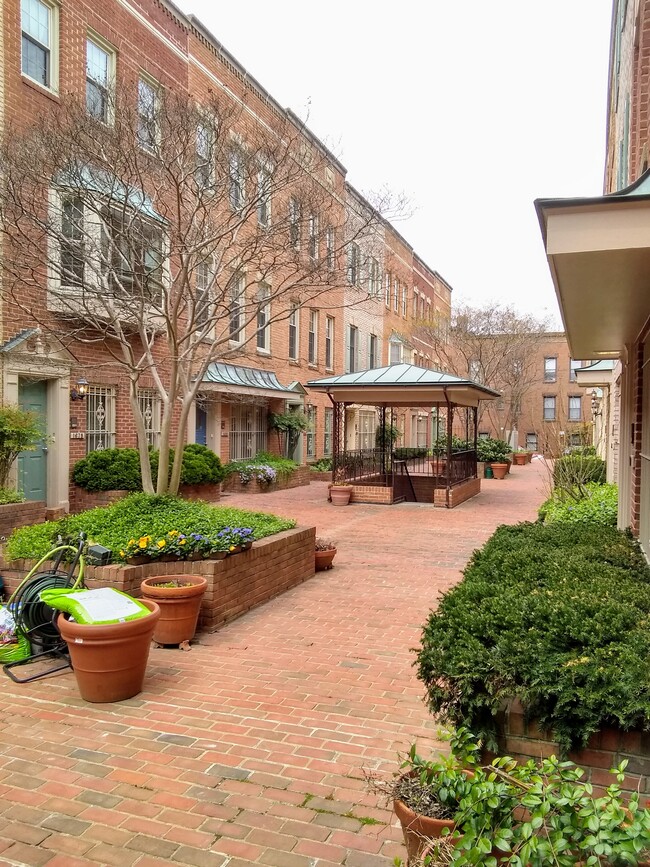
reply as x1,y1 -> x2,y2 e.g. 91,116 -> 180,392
490,699 -> 650,796
222,465 -> 311,494
0,501 -> 47,541
434,477 -> 481,508
350,485 -> 393,505
310,471 -> 332,482
69,483 -> 221,513
1,526 -> 315,633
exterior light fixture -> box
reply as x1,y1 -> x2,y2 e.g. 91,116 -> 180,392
70,378 -> 88,401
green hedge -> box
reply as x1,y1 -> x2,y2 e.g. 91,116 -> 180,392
72,444 -> 225,492
553,454 -> 606,487
223,452 -> 298,479
416,521 -> 650,753
0,487 -> 25,505
476,437 -> 511,463
539,483 -> 618,526
393,447 -> 428,460
6,493 -> 296,563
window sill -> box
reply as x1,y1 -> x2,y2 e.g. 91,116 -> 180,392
308,363 -> 318,370
22,75 -> 60,102
288,359 -> 300,366
256,347 -> 271,356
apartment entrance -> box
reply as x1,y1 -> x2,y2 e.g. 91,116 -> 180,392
18,379 -> 47,501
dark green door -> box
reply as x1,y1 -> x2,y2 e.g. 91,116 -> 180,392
18,380 -> 47,501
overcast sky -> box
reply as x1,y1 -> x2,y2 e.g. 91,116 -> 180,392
178,1 -> 613,325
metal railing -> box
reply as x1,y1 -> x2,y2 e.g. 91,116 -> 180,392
334,447 -> 477,489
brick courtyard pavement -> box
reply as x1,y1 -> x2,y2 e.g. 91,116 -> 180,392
0,461 -> 548,867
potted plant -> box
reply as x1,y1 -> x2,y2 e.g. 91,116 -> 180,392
330,481 -> 353,505
315,538 -> 337,570
477,437 -> 511,479
388,729 -> 650,866
512,449 -> 527,466
140,575 -> 208,648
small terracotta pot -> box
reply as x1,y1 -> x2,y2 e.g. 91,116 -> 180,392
315,548 -> 337,570
140,575 -> 207,646
491,462 -> 508,480
330,485 -> 353,505
393,796 -> 456,862
57,599 -> 160,703
513,453 -> 526,466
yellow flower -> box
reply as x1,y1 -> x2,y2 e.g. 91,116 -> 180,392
229,545 -> 237,552
119,550 -> 125,557
179,539 -> 186,545
129,539 -> 136,546
168,530 -> 179,537
157,539 -> 166,548
138,538 -> 148,549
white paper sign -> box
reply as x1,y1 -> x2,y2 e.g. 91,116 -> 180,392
74,588 -> 143,622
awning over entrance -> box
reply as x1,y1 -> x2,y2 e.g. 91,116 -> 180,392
306,363 -> 500,407
535,171 -> 650,359
200,362 -> 299,400
575,360 -> 616,390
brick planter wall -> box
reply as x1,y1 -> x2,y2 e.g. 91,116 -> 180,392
1,526 -> 315,633
221,465 -> 311,494
310,471 -> 332,482
350,485 -> 393,504
69,483 -> 221,513
0,501 -> 47,541
490,699 -> 650,796
434,477 -> 481,508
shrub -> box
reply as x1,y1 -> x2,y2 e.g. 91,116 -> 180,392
415,521 -> 650,753
223,453 -> 297,482
393,447 -> 428,460
476,437 -> 511,463
553,454 -> 606,488
539,482 -> 618,526
6,493 -> 296,563
0,487 -> 25,505
0,405 -> 43,488
72,448 -> 142,492
431,435 -> 471,456
310,457 -> 332,472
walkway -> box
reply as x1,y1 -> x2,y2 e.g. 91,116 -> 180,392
0,462 -> 548,867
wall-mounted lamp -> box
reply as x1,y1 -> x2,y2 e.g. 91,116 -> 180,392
70,378 -> 88,401
591,389 -> 602,418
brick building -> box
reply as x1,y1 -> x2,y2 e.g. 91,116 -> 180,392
536,0 -> 650,556
1,0 -> 452,511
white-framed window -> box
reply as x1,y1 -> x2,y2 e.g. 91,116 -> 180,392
402,284 -> 408,317
368,333 -> 378,369
229,149 -> 246,210
324,407 -> 333,456
526,433 -> 538,451
101,203 -> 164,301
306,405 -> 316,459
426,299 -> 431,322
21,0 -> 57,90
325,316 -> 334,370
256,282 -> 270,352
543,395 -> 556,421
195,259 -> 212,329
569,358 -> 581,382
60,195 -> 85,289
137,77 -> 158,152
412,290 -> 419,319
389,339 -> 402,365
288,302 -> 299,360
257,165 -> 271,227
138,388 -> 162,448
308,213 -> 319,261
544,356 -> 557,383
196,121 -> 215,190
86,386 -> 116,453
369,258 -> 380,297
228,272 -> 244,343
568,395 -> 582,422
393,278 -> 399,312
289,197 -> 301,249
308,309 -> 318,365
86,36 -> 114,123
325,227 -> 334,270
468,360 -> 481,382
347,243 -> 360,285
385,271 -> 391,307
347,325 -> 359,373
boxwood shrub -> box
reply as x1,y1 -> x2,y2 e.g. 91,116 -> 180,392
553,454 -> 606,487
6,492 -> 296,563
416,521 -> 650,753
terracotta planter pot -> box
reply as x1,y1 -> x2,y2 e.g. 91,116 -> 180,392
140,575 -> 207,646
513,453 -> 526,466
56,599 -> 160,703
491,462 -> 508,480
315,547 -> 337,571
393,795 -> 456,863
330,485 -> 353,505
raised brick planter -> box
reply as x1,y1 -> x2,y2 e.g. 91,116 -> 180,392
1,526 -> 315,633
434,477 -> 481,508
0,501 -> 47,541
69,483 -> 221,513
490,699 -> 650,796
310,470 -> 332,482
221,465 -> 311,494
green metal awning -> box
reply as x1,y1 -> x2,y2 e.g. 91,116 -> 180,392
200,362 -> 299,400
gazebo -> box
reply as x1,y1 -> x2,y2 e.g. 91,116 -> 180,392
307,363 -> 499,507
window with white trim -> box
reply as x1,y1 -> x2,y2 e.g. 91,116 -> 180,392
257,166 -> 271,227
195,259 -> 212,328
368,333 -> 378,369
369,258 -> 380,297
196,122 -> 215,190
306,405 -> 316,459
228,272 -> 244,343
21,0 -> 57,89
389,339 -> 402,365
544,356 -> 557,383
385,271 -> 391,307
308,309 -> 318,364
413,290 -> 419,319
137,77 -> 158,152
347,243 -> 360,286
256,283 -> 270,352
569,358 -> 581,382
325,227 -> 334,270
402,284 -> 407,317
568,395 -> 582,422
324,407 -> 333,455
543,395 -> 556,421
61,195 -> 85,289
289,197 -> 301,249
86,37 -> 114,123
288,303 -> 299,360
347,325 -> 359,373
308,213 -> 319,260
393,278 -> 399,312
325,316 -> 334,370
101,203 -> 163,301
229,149 -> 246,210
138,388 -> 162,448
86,386 -> 116,453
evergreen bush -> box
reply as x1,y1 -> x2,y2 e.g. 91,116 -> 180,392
553,454 -> 606,487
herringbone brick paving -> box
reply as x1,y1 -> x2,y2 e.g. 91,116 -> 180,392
0,462 -> 547,866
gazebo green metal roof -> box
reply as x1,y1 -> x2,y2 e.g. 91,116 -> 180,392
201,362 -> 298,399
307,363 -> 500,408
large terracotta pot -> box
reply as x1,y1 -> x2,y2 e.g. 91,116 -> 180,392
513,453 -> 526,466
315,547 -> 337,571
330,485 -> 353,506
491,462 -> 508,480
393,795 -> 456,863
140,575 -> 208,646
56,599 -> 160,703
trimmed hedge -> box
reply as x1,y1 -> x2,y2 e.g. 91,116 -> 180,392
6,492 -> 295,563
72,444 -> 225,492
416,521 -> 650,753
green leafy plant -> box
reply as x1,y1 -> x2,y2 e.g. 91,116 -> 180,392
0,487 -> 25,505
394,447 -> 429,460
539,483 -> 618,527
553,454 -> 606,492
376,422 -> 401,450
415,522 -> 650,754
0,405 -> 42,488
223,453 -> 298,484
310,457 -> 333,472
268,411 -> 310,459
476,437 -> 511,463
6,493 -> 294,563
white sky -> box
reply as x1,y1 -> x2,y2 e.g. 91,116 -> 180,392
178,0 -> 613,325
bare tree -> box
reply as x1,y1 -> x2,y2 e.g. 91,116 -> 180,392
0,88 -> 399,494
417,302 -> 551,441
